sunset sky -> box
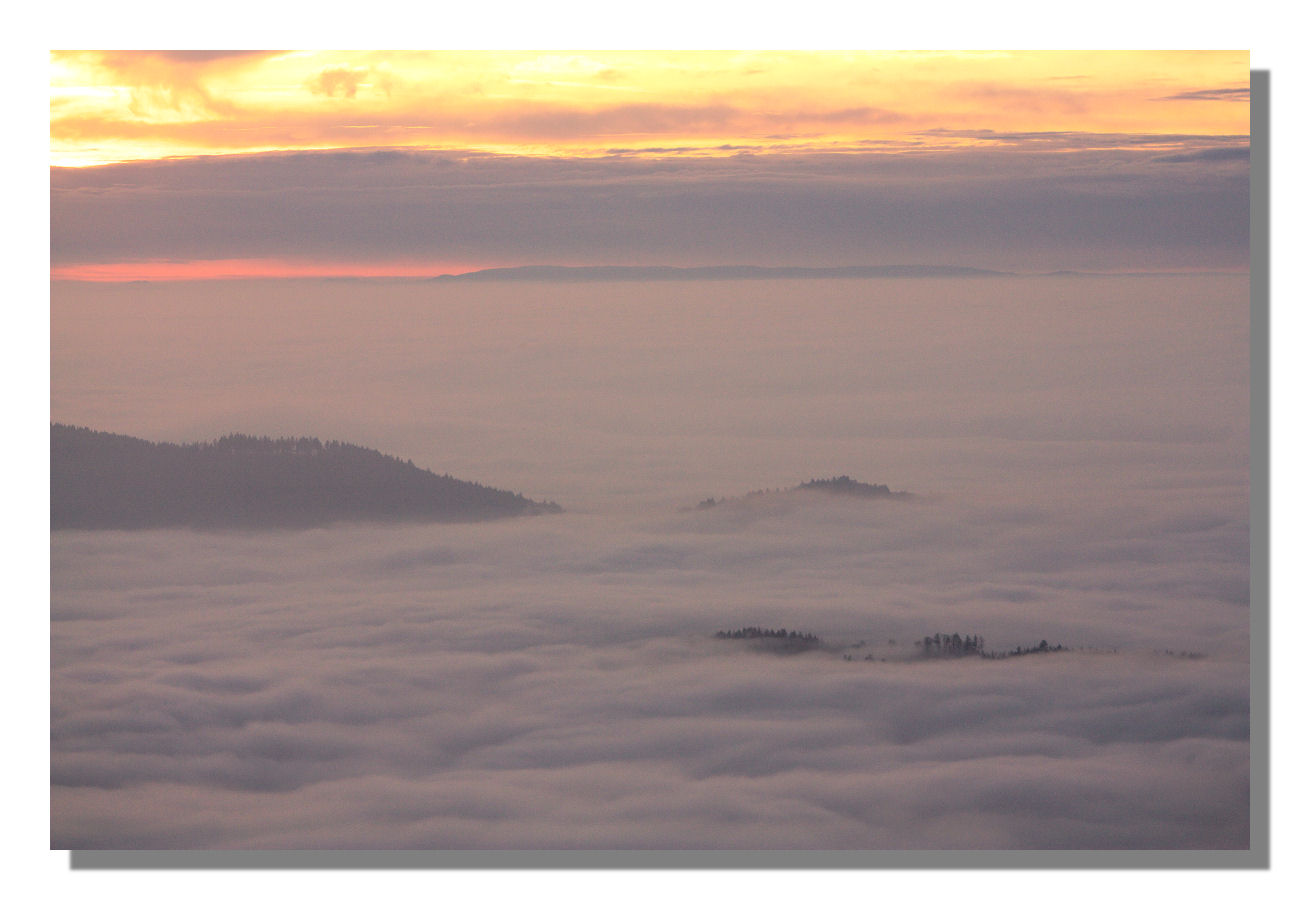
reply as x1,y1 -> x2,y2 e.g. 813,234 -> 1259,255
50,50 -> 1250,279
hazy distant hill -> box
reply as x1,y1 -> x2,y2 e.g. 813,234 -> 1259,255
432,264 -> 1012,283
692,475 -> 912,510
51,424 -> 561,530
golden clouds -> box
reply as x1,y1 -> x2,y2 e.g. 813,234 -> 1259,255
50,50 -> 1249,167
307,64 -> 397,100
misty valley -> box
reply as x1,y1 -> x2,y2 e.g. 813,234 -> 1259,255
50,275 -> 1250,850
52,423 -> 1087,663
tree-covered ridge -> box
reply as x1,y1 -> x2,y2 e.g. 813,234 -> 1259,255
796,476 -> 910,499
919,632 -> 987,657
692,476 -> 911,510
914,632 -> 1066,659
714,626 -> 823,653
713,625 -> 1069,662
51,424 -> 561,530
973,639 -> 1066,660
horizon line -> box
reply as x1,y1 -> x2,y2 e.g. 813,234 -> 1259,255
50,261 -> 1249,285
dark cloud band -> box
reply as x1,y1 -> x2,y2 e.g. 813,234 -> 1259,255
51,144 -> 1249,273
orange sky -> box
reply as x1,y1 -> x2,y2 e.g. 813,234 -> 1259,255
51,258 -> 478,282
51,50 -> 1249,168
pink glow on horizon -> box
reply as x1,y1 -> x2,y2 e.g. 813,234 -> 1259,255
52,258 -> 483,282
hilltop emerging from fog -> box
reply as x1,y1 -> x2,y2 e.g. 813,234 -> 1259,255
692,475 -> 912,511
50,424 -> 561,530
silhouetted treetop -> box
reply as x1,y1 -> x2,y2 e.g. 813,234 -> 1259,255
714,626 -> 822,654
797,476 -> 908,498
913,631 -> 1066,660
51,424 -> 561,530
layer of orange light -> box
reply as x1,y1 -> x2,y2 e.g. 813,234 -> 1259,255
51,258 -> 479,282
51,50 -> 1250,167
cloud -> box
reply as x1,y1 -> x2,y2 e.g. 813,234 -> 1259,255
50,253 -> 1249,850
50,144 -> 1250,273
308,66 -> 369,100
945,82 -> 1092,115
916,127 -> 1249,151
433,102 -> 905,141
497,102 -> 742,137
1153,146 -> 1252,164
1157,88 -> 1251,102
50,52 -> 1249,170
52,50 -> 273,119
105,50 -> 278,65
50,502 -> 1250,847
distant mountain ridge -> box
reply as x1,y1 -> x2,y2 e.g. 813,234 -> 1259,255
431,264 -> 1013,283
51,424 -> 560,530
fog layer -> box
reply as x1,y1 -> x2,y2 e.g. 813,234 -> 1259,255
51,276 -> 1249,849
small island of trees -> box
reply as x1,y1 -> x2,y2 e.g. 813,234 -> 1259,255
796,476 -> 911,499
714,626 -> 822,654
915,632 -> 1065,660
712,625 -> 1068,663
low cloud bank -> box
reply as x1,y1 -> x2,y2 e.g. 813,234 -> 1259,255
52,484 -> 1249,849
51,147 -> 1248,273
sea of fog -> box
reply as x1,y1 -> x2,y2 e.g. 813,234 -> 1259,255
50,276 -> 1251,849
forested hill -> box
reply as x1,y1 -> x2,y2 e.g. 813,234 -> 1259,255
51,425 -> 561,530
